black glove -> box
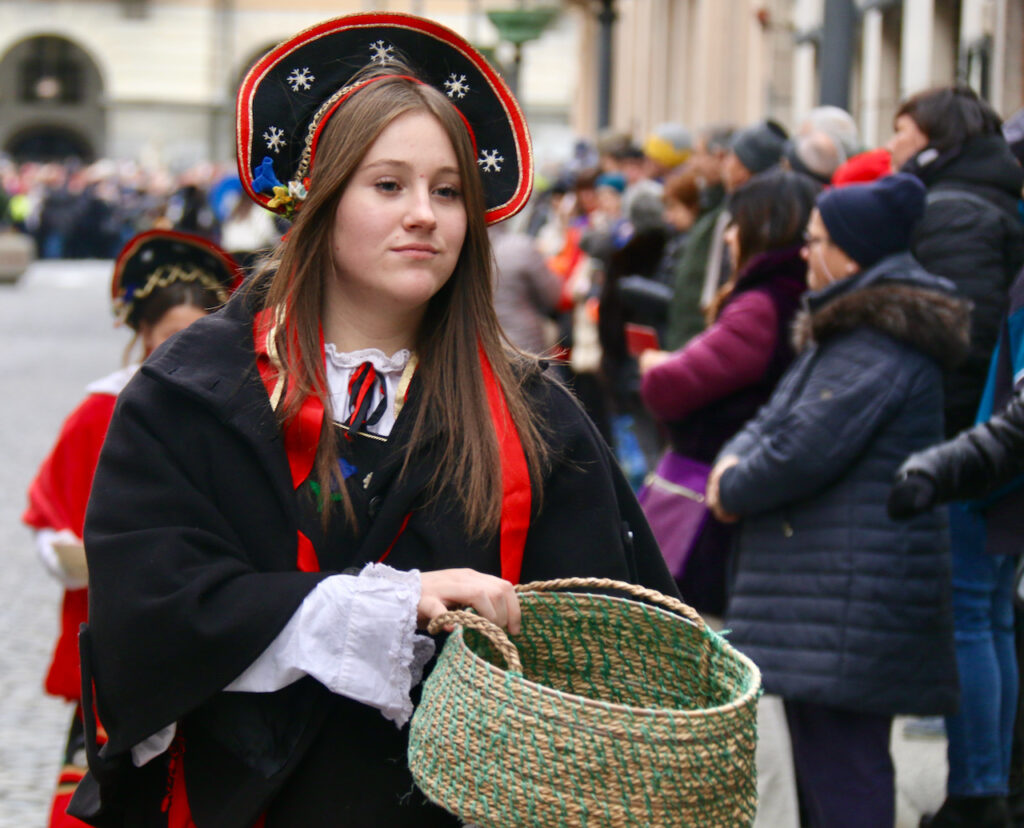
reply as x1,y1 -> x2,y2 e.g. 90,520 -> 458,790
886,471 -> 938,520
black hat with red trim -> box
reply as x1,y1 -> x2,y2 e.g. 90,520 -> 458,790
236,12 -> 533,225
111,230 -> 244,326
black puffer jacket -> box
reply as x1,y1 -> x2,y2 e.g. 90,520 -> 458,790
904,134 -> 1024,436
717,254 -> 970,715
898,386 -> 1024,503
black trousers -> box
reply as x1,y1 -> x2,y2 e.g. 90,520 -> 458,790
784,699 -> 895,828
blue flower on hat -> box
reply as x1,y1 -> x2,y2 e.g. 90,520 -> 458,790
252,156 -> 283,194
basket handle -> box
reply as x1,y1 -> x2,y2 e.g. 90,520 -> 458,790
427,610 -> 522,674
516,577 -> 707,633
515,577 -> 712,697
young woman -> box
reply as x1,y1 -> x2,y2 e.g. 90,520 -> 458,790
707,173 -> 968,828
22,229 -> 242,828
69,15 -> 674,827
637,168 -> 817,616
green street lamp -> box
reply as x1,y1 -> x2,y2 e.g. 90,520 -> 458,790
486,7 -> 559,96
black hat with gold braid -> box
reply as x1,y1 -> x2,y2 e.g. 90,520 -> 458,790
111,230 -> 243,327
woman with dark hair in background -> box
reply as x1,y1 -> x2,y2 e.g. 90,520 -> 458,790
637,168 -> 817,616
22,230 -> 241,828
888,84 -> 1024,438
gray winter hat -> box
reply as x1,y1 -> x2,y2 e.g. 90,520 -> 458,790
731,119 -> 788,174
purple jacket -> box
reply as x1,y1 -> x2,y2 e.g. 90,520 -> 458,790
641,245 -> 807,463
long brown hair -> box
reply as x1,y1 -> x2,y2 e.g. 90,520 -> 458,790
259,65 -> 549,539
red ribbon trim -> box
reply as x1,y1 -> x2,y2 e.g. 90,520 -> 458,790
478,346 -> 531,585
253,311 -> 531,582
253,308 -> 325,491
254,308 -> 324,573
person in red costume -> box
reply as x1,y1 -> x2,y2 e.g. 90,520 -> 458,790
22,229 -> 243,828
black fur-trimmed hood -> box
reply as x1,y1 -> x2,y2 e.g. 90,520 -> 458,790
793,252 -> 971,369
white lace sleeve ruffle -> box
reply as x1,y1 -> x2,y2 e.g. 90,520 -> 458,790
226,562 -> 434,726
132,563 -> 435,767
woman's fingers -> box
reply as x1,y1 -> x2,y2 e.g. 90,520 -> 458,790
418,569 -> 521,634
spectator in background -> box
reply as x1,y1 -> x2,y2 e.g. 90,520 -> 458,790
707,174 -> 967,828
799,105 -> 861,160
889,84 -> 1024,439
642,122 -> 693,182
887,87 -> 1024,828
784,130 -> 846,186
638,168 -> 816,615
657,169 -> 702,288
490,222 -> 562,355
663,124 -> 735,350
699,119 -> 790,318
888,386 -> 1024,828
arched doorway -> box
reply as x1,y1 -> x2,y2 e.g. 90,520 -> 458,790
7,123 -> 94,163
0,35 -> 105,163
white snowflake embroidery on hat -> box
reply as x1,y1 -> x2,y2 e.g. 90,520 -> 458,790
444,73 -> 470,99
478,149 -> 504,173
369,40 -> 395,65
263,126 -> 287,154
287,67 -> 315,92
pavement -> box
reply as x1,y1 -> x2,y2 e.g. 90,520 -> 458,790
0,259 -> 949,827
0,259 -> 122,827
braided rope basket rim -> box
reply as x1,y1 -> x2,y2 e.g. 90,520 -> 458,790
435,590 -> 761,722
410,577 -> 763,827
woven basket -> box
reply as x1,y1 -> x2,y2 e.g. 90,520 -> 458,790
408,578 -> 762,827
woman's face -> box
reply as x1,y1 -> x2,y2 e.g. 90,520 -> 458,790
886,114 -> 930,170
329,110 -> 466,327
140,303 -> 207,358
802,209 -> 859,291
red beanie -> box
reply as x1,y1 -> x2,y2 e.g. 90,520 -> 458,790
831,148 -> 893,188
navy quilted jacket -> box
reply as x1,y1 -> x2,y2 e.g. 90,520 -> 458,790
717,253 -> 969,715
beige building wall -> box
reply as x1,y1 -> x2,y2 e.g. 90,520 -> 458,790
574,0 -> 795,144
811,0 -> 1023,150
587,0 -> 1023,153
0,0 -> 580,168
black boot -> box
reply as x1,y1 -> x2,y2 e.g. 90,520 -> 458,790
919,795 -> 1012,828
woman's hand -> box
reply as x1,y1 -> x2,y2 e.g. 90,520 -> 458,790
706,455 -> 741,523
418,569 -> 521,634
638,348 -> 672,375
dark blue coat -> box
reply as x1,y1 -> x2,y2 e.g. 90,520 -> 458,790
717,253 -> 969,716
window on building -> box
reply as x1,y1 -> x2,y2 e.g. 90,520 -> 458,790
18,38 -> 83,104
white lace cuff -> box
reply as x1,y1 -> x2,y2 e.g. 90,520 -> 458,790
226,564 -> 434,727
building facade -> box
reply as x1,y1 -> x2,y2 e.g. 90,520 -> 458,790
0,0 -> 579,170
589,0 -> 1023,150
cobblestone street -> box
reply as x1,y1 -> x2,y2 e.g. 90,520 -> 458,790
0,260 -> 121,827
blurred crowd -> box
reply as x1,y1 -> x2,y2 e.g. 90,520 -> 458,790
0,158 -> 284,262
488,86 -> 1024,828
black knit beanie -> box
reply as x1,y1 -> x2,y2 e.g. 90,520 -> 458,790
816,173 -> 926,268
731,119 -> 788,174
